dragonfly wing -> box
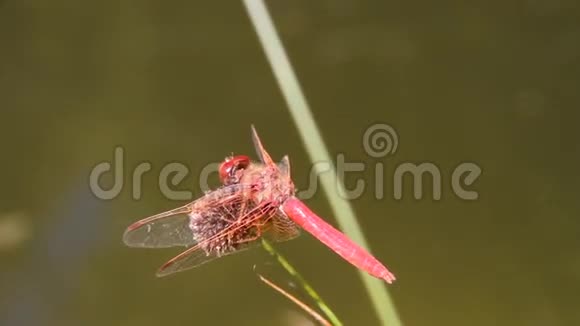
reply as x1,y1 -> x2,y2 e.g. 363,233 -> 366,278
123,184 -> 251,248
156,241 -> 258,277
250,125 -> 275,165
264,210 -> 301,242
278,155 -> 291,178
123,204 -> 195,248
157,203 -> 285,276
156,220 -> 297,277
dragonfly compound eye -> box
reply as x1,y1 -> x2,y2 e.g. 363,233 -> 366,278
219,155 -> 251,185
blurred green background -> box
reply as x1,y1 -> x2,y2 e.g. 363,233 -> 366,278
1,1 -> 579,325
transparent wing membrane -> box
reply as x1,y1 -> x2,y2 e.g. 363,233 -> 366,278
123,205 -> 195,248
156,240 -> 258,277
123,184 -> 251,249
156,204 -> 299,277
267,211 -> 300,242
251,125 -> 275,165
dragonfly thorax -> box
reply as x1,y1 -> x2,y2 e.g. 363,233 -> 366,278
240,162 -> 295,207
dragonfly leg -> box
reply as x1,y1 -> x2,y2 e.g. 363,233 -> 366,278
234,225 -> 265,244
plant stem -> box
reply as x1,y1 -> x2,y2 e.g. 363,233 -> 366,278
261,239 -> 343,326
242,1 -> 402,325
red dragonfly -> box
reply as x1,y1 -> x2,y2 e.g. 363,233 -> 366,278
123,126 -> 395,283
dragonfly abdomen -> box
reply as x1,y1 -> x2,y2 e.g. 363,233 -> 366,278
282,197 -> 396,283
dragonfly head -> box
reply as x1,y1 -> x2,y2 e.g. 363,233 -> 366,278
219,155 -> 251,185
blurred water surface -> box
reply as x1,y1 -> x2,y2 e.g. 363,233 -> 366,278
1,1 -> 579,325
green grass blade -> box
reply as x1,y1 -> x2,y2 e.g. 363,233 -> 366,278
261,239 -> 343,326
242,1 -> 402,325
